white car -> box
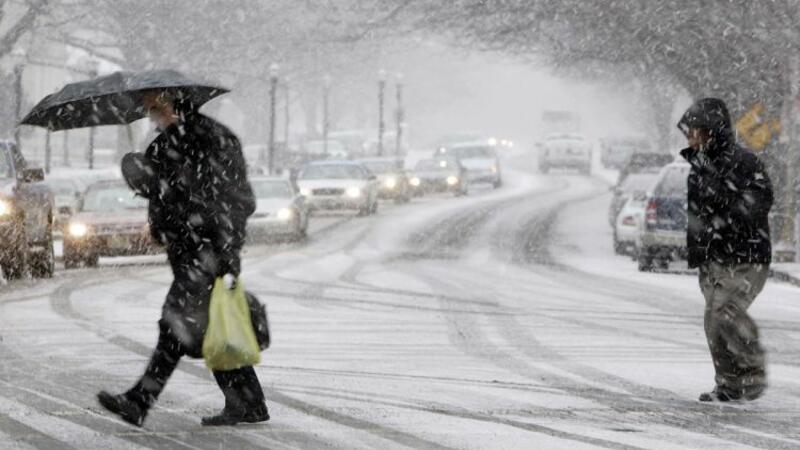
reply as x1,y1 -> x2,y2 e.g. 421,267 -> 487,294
296,161 -> 379,215
614,194 -> 648,257
539,133 -> 591,174
247,177 -> 309,241
436,141 -> 502,188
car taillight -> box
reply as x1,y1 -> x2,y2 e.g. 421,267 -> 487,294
645,200 -> 657,227
622,215 -> 636,226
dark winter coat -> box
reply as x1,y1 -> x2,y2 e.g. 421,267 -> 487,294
678,98 -> 773,269
141,111 -> 255,355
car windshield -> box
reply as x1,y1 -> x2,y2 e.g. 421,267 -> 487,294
362,161 -> 397,174
46,179 -> 80,196
656,167 -> 689,197
0,152 -> 11,179
300,164 -> 365,180
415,159 -> 451,171
82,186 -> 147,212
620,174 -> 658,194
252,180 -> 293,198
454,146 -> 494,159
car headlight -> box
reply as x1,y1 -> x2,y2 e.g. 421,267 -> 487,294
446,176 -> 459,186
346,187 -> 362,198
277,207 -> 293,221
300,187 -> 311,196
491,165 -> 498,174
409,177 -> 420,187
0,200 -> 10,216
69,222 -> 88,237
384,177 -> 397,189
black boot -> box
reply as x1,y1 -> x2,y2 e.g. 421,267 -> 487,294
97,391 -> 148,427
201,403 -> 269,426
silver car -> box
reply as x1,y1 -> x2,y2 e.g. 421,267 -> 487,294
296,161 -> 379,216
247,177 -> 309,241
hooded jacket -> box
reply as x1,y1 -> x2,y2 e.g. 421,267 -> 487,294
678,98 -> 773,268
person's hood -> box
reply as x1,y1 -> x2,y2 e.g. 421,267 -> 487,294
677,97 -> 733,157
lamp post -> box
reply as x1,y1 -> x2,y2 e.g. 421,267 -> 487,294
83,59 -> 99,169
322,74 -> 331,155
395,72 -> 404,158
265,63 -> 279,174
377,69 -> 387,157
283,76 -> 290,150
10,48 -> 26,154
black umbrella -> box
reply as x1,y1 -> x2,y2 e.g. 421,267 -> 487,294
20,69 -> 229,131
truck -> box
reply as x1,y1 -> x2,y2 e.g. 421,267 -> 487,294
0,140 -> 55,279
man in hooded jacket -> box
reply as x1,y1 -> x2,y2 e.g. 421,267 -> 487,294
678,98 -> 773,402
97,90 -> 269,426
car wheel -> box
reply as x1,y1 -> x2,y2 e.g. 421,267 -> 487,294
370,198 -> 378,214
30,218 -> 55,279
3,222 -> 28,280
637,251 -> 654,272
85,253 -> 99,268
493,178 -> 502,189
613,236 -> 626,255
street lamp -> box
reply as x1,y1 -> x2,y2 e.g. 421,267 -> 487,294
283,76 -> 290,150
395,72 -> 404,158
10,48 -> 26,153
322,74 -> 331,155
82,59 -> 100,169
266,63 -> 279,175
377,69 -> 387,156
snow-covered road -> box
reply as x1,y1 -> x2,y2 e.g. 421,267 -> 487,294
1,158 -> 799,449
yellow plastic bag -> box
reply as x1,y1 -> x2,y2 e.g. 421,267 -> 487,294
203,278 -> 261,371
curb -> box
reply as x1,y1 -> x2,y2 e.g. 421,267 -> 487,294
770,269 -> 800,288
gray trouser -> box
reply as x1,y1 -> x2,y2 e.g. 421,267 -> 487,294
699,262 -> 768,396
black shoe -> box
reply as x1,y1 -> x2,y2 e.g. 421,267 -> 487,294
201,404 -> 270,426
698,387 -> 741,403
97,391 -> 147,427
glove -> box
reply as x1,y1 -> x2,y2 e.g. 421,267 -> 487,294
223,273 -> 237,290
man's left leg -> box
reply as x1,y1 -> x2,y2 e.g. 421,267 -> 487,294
202,366 -> 269,426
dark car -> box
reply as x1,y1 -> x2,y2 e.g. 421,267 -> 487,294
409,158 -> 469,197
0,140 -> 55,279
636,162 -> 691,271
64,180 -> 158,268
358,158 -> 411,203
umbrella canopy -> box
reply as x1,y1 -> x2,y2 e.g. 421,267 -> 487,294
20,69 -> 228,131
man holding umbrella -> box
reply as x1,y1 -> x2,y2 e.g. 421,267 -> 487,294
22,71 -> 269,426
98,88 -> 268,427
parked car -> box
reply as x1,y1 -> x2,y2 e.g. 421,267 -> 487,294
435,141 -> 502,188
296,161 -> 379,215
0,140 -> 55,279
64,180 -> 157,268
636,162 -> 691,271
617,152 -> 675,186
247,177 -> 309,241
409,158 -> 469,197
613,192 -> 650,257
600,136 -> 653,169
608,172 -> 661,227
358,158 -> 411,203
45,178 -> 85,233
539,133 -> 591,174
